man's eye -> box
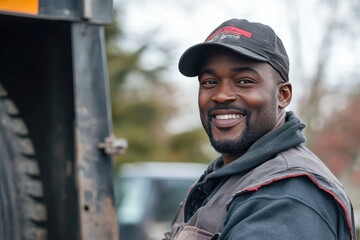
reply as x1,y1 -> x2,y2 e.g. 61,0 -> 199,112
236,79 -> 254,84
201,79 -> 217,86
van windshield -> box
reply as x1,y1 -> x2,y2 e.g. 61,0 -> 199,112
115,177 -> 195,224
152,179 -> 194,222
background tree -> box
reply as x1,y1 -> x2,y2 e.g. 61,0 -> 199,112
105,7 -> 213,169
310,81 -> 360,208
284,0 -> 360,208
285,0 -> 360,142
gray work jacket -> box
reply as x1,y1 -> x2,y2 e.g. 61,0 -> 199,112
165,145 -> 356,240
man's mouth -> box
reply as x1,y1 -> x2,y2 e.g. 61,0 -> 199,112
211,111 -> 246,129
214,114 -> 244,120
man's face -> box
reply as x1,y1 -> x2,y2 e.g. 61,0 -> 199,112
198,48 -> 285,164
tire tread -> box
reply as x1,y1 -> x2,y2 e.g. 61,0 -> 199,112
0,83 -> 47,240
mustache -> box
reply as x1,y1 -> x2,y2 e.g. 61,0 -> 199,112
206,103 -> 250,118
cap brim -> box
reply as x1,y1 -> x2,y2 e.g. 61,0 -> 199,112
178,42 -> 269,77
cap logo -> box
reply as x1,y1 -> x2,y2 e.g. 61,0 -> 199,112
205,26 -> 252,42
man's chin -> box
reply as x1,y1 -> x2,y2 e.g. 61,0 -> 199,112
211,138 -> 241,154
210,132 -> 256,155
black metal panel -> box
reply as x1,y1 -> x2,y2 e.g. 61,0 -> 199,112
71,23 -> 118,240
0,13 -> 117,240
0,15 -> 78,240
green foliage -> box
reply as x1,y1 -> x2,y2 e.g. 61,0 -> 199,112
105,9 -> 212,170
168,129 -> 216,163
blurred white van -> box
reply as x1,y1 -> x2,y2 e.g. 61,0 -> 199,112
114,162 -> 207,240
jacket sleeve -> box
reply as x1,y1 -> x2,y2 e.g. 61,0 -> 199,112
219,177 -> 350,240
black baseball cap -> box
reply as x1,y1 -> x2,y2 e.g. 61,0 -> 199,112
178,18 -> 289,82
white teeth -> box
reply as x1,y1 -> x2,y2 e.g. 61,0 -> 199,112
215,114 -> 242,120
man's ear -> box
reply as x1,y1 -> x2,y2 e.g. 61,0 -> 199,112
278,82 -> 292,109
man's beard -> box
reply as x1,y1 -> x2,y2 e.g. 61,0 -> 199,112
206,114 -> 265,156
204,100 -> 277,156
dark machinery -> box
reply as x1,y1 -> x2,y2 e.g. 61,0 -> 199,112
0,1 -> 126,239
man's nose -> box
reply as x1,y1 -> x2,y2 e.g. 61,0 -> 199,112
211,82 -> 237,103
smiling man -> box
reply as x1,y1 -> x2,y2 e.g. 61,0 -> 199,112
198,49 -> 287,164
163,19 -> 357,240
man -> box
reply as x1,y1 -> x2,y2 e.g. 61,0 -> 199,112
164,19 -> 357,240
